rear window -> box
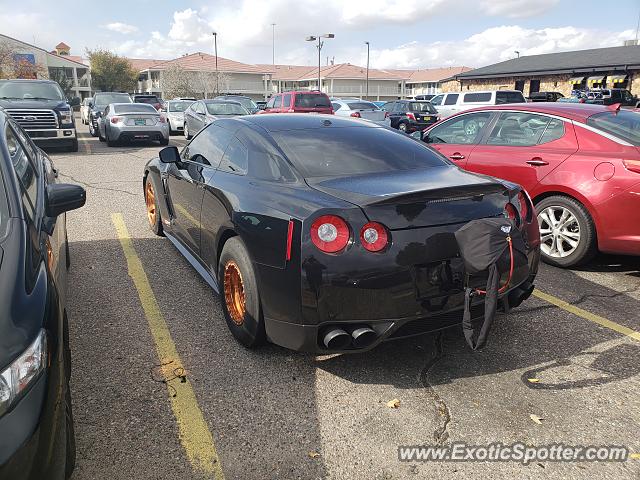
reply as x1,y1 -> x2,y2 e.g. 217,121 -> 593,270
347,102 -> 379,110
135,96 -> 159,104
463,92 -> 492,103
114,104 -> 157,114
408,102 -> 437,113
167,101 -> 192,112
273,126 -> 447,177
294,94 -> 331,108
95,93 -> 132,106
587,111 -> 640,146
496,91 -> 526,104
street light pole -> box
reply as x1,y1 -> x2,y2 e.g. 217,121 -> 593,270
306,34 -> 334,92
271,23 -> 276,65
365,41 -> 370,99
212,31 -> 219,95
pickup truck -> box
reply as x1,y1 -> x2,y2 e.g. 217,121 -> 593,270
0,79 -> 78,152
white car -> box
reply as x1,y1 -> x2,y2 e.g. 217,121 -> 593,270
165,100 -> 194,135
430,90 -> 526,119
330,99 -> 387,125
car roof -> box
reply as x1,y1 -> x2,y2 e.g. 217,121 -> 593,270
202,99 -> 242,105
240,113 -> 379,132
456,103 -> 613,122
111,102 -> 155,107
0,79 -> 56,84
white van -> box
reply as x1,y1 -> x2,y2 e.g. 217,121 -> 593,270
430,90 -> 526,119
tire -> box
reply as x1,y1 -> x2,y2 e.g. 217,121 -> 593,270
98,126 -> 105,142
184,122 -> 192,140
67,139 -> 79,152
398,122 -> 408,132
160,137 -> 169,146
64,375 -> 76,479
89,120 -> 98,137
535,195 -> 597,268
106,126 -> 117,147
144,178 -> 164,236
218,237 -> 266,348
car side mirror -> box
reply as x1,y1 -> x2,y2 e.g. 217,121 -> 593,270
159,146 -> 180,163
46,184 -> 86,218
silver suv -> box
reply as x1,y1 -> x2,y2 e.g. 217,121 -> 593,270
430,90 -> 526,119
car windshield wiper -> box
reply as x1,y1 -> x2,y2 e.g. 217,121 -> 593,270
0,96 -> 22,99
24,97 -> 60,101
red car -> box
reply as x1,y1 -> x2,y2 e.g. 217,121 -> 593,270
261,90 -> 333,114
422,103 -> 640,267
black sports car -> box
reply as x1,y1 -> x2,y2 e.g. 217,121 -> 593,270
143,114 -> 539,353
0,109 -> 86,478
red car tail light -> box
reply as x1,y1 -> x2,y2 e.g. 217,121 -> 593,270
504,202 -> 519,225
623,159 -> 640,174
110,116 -> 121,124
350,111 -> 361,118
360,222 -> 389,252
406,112 -> 416,121
311,215 -> 350,253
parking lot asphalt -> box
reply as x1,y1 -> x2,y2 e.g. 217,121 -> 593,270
48,119 -> 640,480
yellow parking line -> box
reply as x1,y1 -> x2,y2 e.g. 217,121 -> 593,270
533,289 -> 640,343
111,213 -> 224,478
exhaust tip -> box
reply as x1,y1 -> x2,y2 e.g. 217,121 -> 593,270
323,328 -> 351,350
351,327 -> 377,349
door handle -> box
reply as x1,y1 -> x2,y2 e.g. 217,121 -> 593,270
526,158 -> 549,166
449,153 -> 465,160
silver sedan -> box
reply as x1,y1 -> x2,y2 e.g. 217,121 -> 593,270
97,103 -> 170,147
183,100 -> 249,139
331,99 -> 388,125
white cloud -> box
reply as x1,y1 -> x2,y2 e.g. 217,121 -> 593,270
104,22 -> 139,34
480,0 -> 560,18
370,26 -> 636,69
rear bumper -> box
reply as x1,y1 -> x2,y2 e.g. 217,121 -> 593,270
113,128 -> 169,142
265,277 -> 536,353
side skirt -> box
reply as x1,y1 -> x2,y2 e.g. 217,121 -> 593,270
165,233 -> 220,293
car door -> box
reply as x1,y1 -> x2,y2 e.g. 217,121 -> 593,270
99,105 -> 109,138
423,111 -> 494,166
165,125 -> 230,257
463,111 -> 578,194
194,102 -> 208,132
281,93 -> 292,113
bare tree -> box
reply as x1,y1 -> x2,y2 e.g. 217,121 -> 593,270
192,70 -> 231,98
0,41 -> 46,79
160,64 -> 197,99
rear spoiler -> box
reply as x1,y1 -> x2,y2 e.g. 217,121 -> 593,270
367,183 -> 506,206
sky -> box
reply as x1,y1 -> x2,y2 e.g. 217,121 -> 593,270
1,0 -> 639,69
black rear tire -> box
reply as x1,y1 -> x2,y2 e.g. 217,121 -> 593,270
535,195 -> 597,268
218,237 -> 266,348
160,137 -> 169,146
67,139 -> 79,152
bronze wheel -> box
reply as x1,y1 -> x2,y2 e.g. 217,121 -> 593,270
224,261 -> 246,326
145,181 -> 157,227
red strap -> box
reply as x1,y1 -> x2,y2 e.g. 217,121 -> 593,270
475,237 -> 513,295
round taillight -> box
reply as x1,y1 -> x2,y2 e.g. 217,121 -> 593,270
360,222 -> 389,252
504,202 -> 519,225
311,215 -> 350,253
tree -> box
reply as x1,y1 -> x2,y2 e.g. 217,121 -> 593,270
192,70 -> 231,98
86,48 -> 138,92
0,41 -> 46,79
160,64 -> 197,99
48,68 -> 74,98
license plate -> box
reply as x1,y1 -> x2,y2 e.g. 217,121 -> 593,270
134,119 -> 146,126
423,116 -> 433,122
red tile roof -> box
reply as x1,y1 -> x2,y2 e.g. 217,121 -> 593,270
403,66 -> 473,83
56,42 -> 70,50
148,53 -> 271,74
128,58 -> 169,71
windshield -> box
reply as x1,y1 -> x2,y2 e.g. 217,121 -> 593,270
168,101 -> 193,112
219,96 -> 257,111
587,111 -> 640,146
206,102 -> 248,115
294,94 -> 331,108
0,81 -> 65,101
408,102 -> 437,113
95,93 -> 132,106
273,126 -> 447,177
114,104 -> 158,114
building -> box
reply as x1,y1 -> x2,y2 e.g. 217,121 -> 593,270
441,45 -> 640,97
401,67 -> 472,97
0,34 -> 91,99
136,52 -> 272,100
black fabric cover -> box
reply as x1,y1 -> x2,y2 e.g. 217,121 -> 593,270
455,217 -> 528,350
